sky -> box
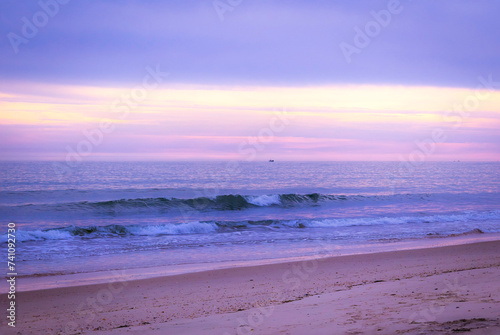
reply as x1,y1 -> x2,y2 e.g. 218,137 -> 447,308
0,0 -> 499,161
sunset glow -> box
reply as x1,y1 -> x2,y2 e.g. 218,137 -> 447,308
1,82 -> 499,161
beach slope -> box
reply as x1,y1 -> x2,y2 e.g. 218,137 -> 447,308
1,240 -> 499,334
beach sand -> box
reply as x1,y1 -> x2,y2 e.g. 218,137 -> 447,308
1,239 -> 499,335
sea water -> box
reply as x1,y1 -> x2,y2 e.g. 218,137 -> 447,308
1,161 -> 499,290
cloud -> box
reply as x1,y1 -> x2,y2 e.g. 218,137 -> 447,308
1,82 -> 499,161
1,0 -> 499,87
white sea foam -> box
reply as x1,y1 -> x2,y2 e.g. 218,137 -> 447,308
245,194 -> 282,206
128,221 -> 218,235
280,217 -> 404,228
13,229 -> 73,242
1,221 -> 220,243
279,210 -> 500,229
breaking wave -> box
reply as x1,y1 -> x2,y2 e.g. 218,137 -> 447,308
3,210 -> 500,243
76,193 -> 337,210
3,192 -> 432,215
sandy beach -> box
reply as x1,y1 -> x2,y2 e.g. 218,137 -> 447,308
1,238 -> 499,335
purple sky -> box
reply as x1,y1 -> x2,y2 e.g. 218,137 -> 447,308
1,0 -> 499,161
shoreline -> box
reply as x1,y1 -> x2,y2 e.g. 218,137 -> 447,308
7,232 -> 500,294
1,238 -> 499,334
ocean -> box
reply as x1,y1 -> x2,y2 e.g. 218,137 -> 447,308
1,161 -> 499,290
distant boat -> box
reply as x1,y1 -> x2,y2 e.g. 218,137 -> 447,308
269,159 -> 275,162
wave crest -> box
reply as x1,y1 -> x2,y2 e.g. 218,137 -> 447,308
3,221 -> 218,243
3,209 -> 499,243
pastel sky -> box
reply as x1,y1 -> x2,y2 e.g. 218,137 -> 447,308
1,0 -> 499,161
